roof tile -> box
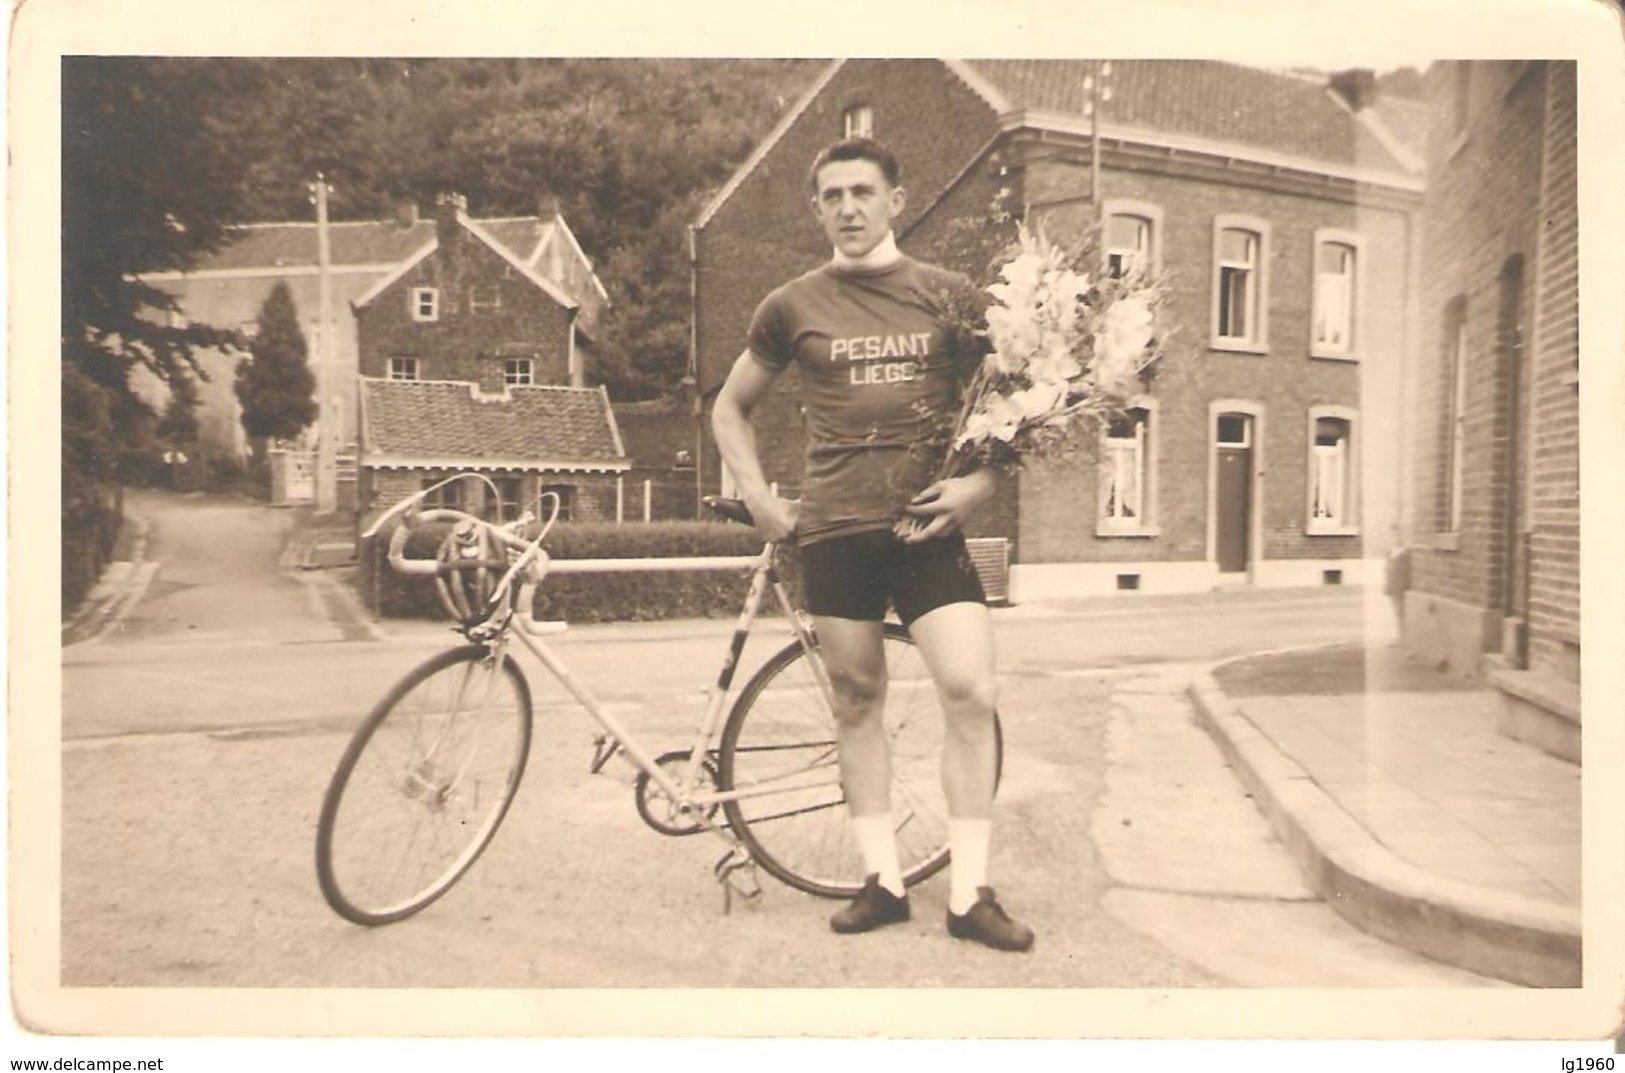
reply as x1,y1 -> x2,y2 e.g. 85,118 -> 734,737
963,59 -> 1423,175
361,379 -> 626,469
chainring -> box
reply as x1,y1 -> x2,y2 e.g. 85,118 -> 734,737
633,750 -> 721,837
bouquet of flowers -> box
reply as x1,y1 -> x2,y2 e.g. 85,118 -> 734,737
900,223 -> 1168,539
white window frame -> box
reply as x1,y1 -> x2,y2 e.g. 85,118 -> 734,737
843,104 -> 874,138
1311,230 -> 1364,361
388,357 -> 421,381
1306,406 -> 1359,536
469,285 -> 502,313
410,287 -> 439,323
1211,215 -> 1270,354
503,357 -> 534,386
1097,400 -> 1159,537
1101,199 -> 1164,280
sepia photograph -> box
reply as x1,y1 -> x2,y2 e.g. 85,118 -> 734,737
12,0 -> 1625,1065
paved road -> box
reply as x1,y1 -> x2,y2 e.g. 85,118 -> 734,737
46,491 -> 1498,1024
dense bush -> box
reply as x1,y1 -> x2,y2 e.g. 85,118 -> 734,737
363,519 -> 802,624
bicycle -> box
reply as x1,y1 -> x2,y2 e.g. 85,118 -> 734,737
315,477 -> 1003,926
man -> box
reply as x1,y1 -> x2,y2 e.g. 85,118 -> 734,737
710,136 -> 1033,952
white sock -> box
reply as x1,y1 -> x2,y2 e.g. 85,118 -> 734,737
948,817 -> 992,915
850,813 -> 905,896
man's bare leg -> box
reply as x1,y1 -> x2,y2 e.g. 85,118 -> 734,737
813,615 -> 903,896
905,599 -> 1031,948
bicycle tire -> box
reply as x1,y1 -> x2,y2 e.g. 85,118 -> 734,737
316,645 -> 532,925
717,623 -> 1003,899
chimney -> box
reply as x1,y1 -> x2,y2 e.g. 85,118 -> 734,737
435,192 -> 467,259
537,192 -> 561,221
1328,68 -> 1379,112
393,199 -> 419,230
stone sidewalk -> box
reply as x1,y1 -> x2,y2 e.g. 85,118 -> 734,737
1188,641 -> 1581,987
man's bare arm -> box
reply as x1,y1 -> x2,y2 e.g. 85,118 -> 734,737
711,350 -> 799,541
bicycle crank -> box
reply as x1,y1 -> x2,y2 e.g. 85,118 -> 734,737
633,750 -> 721,837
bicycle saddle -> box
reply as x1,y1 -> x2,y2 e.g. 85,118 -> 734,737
702,496 -> 755,527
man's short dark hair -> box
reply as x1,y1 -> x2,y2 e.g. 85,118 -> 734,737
809,136 -> 901,192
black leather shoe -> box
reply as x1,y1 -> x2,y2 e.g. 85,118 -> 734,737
946,887 -> 1035,951
830,874 -> 911,934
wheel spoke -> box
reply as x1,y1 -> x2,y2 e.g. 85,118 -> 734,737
317,647 -> 531,925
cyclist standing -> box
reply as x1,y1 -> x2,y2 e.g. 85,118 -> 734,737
710,136 -> 1034,952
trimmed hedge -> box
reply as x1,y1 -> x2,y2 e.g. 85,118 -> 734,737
363,519 -> 803,624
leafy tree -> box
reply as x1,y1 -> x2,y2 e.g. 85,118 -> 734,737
62,58 -> 260,393
235,281 -> 318,450
61,57 -> 262,603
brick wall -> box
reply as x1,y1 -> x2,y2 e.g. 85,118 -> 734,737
996,138 -> 1410,566
1409,60 -> 1575,680
1526,62 -> 1580,681
356,228 -> 574,392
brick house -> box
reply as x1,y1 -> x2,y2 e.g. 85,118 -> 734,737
359,378 -> 628,524
690,59 -> 1428,598
1403,61 -> 1578,758
351,193 -> 628,524
137,193 -> 609,466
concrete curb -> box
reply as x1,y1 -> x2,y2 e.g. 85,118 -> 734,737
1186,652 -> 1582,988
62,516 -> 157,646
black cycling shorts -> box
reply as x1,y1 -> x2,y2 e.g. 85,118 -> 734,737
798,528 -> 986,627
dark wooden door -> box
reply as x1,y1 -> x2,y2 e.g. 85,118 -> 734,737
1215,414 -> 1252,574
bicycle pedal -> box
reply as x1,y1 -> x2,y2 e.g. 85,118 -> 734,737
714,849 -> 762,915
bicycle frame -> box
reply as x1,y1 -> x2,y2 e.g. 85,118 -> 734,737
499,545 -> 839,827
379,496 -> 842,854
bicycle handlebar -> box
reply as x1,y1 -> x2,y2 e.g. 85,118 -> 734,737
384,507 -> 538,576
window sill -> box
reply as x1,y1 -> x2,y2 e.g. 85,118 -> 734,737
1096,525 -> 1162,539
1310,349 -> 1359,363
1306,525 -> 1361,538
1209,339 -> 1268,356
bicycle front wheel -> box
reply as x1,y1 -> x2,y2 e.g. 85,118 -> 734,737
718,623 -> 1002,899
316,645 -> 532,925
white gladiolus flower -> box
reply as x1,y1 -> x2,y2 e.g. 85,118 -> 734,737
931,223 -> 1165,488
1009,379 -> 1065,420
1096,296 -> 1154,391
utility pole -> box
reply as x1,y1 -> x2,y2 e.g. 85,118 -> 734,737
1084,60 -> 1113,211
309,174 -> 338,514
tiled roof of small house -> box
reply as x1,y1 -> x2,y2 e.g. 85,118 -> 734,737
959,59 -> 1425,176
360,378 -> 629,472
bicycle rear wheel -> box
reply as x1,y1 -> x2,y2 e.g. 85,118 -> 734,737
717,623 -> 1002,899
316,645 -> 532,925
